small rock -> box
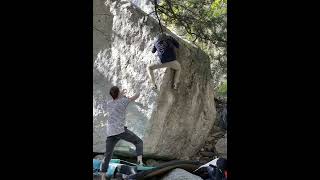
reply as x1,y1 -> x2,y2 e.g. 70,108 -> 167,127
204,147 -> 210,152
215,137 -> 227,158
213,125 -> 223,132
205,144 -> 214,151
199,157 -> 211,164
179,156 -> 190,161
207,136 -> 215,142
160,168 -> 203,180
213,131 -> 224,137
200,151 -> 215,157
199,157 -> 211,161
146,159 -> 160,166
201,148 -> 205,152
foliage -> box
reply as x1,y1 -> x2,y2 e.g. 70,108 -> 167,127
217,80 -> 227,97
152,0 -> 227,90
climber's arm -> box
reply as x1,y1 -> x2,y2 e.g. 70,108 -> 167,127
129,92 -> 140,102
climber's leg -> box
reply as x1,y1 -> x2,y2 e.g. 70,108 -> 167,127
170,61 -> 181,89
159,60 -> 181,89
118,127 -> 144,165
101,136 -> 120,173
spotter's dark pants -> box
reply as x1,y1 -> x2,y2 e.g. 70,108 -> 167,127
101,127 -> 143,172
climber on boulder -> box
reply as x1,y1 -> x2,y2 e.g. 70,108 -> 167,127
100,86 -> 144,180
147,33 -> 181,90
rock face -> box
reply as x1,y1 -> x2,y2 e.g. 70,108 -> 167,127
93,0 -> 113,62
191,96 -> 227,163
93,0 -> 216,159
160,168 -> 203,180
215,134 -> 227,159
215,97 -> 227,130
131,0 -> 155,14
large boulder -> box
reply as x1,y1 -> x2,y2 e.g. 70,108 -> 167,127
93,0 -> 113,62
93,0 -> 216,159
160,168 -> 203,180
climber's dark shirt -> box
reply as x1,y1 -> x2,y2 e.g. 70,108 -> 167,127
152,36 -> 179,63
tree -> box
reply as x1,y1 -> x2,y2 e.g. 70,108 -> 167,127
151,0 -> 227,91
